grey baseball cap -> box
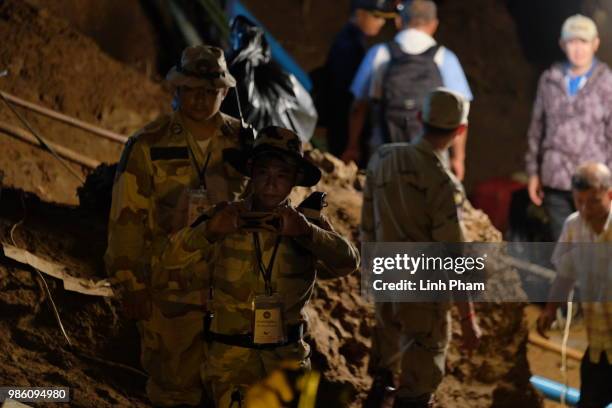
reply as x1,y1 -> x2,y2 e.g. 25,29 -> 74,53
561,14 -> 598,42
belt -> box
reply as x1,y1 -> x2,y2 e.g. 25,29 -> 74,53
204,323 -> 305,350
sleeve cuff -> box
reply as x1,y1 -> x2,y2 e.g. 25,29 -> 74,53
185,221 -> 218,251
293,223 -> 326,251
114,270 -> 147,293
525,162 -> 539,177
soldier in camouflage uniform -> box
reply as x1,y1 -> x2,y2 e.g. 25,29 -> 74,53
160,126 -> 360,408
361,88 -> 481,408
105,45 -> 249,407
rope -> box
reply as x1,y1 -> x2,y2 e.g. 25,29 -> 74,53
35,269 -> 74,347
0,91 -> 127,144
559,290 -> 574,407
0,120 -> 100,169
72,349 -> 147,378
6,194 -> 147,379
9,197 -> 74,347
0,91 -> 85,183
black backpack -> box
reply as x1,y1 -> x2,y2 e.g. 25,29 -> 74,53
381,42 -> 443,143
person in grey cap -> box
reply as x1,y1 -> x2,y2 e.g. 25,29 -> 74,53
361,88 -> 481,408
526,14 -> 612,242
105,44 -> 249,407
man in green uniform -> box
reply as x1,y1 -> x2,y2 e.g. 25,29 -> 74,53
361,88 -> 481,408
105,45 -> 249,407
161,126 -> 360,408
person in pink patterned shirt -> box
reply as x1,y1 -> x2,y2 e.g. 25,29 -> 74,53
525,14 -> 612,241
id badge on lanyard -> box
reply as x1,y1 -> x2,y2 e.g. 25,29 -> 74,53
187,188 -> 211,225
187,150 -> 212,225
251,233 -> 285,345
252,293 -> 286,345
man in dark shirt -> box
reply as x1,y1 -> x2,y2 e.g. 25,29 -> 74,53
320,0 -> 395,157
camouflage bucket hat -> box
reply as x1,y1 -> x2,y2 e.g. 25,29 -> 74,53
223,126 -> 322,187
166,45 -> 237,89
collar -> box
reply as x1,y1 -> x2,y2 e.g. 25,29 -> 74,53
415,137 -> 447,165
175,111 -> 224,139
395,28 -> 437,54
565,59 -> 598,79
580,202 -> 612,238
347,21 -> 366,38
550,61 -> 602,83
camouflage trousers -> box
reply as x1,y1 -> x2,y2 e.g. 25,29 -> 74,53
370,303 -> 451,401
202,339 -> 311,408
139,300 -> 207,407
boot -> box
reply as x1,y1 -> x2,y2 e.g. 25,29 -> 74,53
363,368 -> 398,408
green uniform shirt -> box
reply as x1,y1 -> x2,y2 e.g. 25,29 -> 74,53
361,139 -> 465,243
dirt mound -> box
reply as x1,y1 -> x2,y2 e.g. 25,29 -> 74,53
28,0 -> 160,73
0,151 -> 540,408
0,0 -> 171,205
0,188 -> 147,407
0,265 -> 148,408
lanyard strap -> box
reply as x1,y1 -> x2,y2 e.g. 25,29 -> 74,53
188,149 -> 211,189
253,233 -> 281,296
183,121 -> 212,189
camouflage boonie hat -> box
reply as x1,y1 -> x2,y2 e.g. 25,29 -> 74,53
223,126 -> 322,187
166,45 -> 236,89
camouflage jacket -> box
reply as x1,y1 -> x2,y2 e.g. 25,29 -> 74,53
105,111 -> 248,293
160,201 -> 360,334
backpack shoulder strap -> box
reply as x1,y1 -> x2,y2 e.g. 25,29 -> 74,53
387,41 -> 405,61
422,44 -> 441,59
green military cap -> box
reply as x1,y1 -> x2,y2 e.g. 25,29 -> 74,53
166,45 -> 237,89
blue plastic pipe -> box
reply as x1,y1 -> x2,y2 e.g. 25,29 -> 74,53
225,0 -> 313,91
530,376 -> 581,406
531,375 -> 612,407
